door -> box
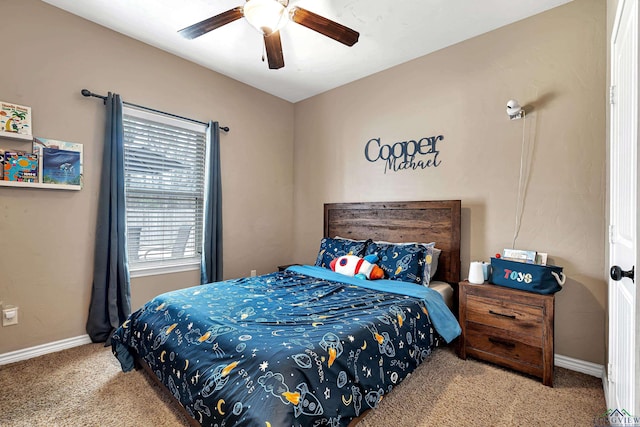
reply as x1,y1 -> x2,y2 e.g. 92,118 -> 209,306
609,0 -> 639,415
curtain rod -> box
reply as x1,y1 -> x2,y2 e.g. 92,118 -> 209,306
80,89 -> 229,132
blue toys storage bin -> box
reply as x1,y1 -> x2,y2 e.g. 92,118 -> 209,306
489,257 -> 565,294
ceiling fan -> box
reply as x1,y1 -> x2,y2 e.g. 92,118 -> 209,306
178,0 -> 360,70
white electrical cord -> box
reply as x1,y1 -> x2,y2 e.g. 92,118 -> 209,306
512,112 -> 527,249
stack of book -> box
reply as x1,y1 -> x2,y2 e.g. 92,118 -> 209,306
502,248 -> 548,265
1,138 -> 83,186
0,101 -> 84,187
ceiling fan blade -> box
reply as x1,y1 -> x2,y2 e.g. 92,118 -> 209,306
263,30 -> 285,69
178,6 -> 244,39
289,6 -> 359,47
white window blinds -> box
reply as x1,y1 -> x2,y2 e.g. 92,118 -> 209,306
123,106 -> 207,274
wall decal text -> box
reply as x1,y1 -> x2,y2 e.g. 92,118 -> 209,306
364,135 -> 443,174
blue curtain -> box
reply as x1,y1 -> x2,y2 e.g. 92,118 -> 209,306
86,92 -> 131,343
201,121 -> 223,284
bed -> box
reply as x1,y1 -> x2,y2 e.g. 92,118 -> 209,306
111,200 -> 461,426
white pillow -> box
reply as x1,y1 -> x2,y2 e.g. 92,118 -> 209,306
430,247 -> 442,277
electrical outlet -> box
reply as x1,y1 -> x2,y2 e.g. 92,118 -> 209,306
2,306 -> 18,326
250,270 -> 257,277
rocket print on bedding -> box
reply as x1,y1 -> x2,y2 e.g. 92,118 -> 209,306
365,242 -> 435,285
112,267 -> 451,427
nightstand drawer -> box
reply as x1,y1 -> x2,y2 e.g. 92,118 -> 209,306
466,295 -> 543,337
466,322 -> 542,366
458,281 -> 555,386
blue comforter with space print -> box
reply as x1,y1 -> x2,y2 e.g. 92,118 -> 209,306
111,266 -> 460,426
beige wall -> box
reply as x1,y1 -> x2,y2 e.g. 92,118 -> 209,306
293,0 -> 607,364
0,0 -> 608,366
0,0 -> 294,353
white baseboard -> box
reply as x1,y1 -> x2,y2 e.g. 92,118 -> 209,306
0,335 -> 93,366
602,369 -> 612,409
555,353 -> 605,378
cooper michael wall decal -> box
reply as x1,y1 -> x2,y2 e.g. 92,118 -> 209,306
364,135 -> 443,174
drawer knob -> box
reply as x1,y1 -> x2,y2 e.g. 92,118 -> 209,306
489,309 -> 516,319
488,337 -> 516,348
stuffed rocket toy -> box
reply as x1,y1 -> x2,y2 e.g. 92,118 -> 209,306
330,254 -> 384,280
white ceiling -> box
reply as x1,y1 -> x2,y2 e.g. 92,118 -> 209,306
43,0 -> 573,103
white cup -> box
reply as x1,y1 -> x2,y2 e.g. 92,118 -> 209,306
468,261 -> 485,284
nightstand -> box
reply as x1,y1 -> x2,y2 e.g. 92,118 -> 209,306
458,281 -> 555,386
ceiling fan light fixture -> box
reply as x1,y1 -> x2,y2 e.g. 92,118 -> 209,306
243,0 -> 286,36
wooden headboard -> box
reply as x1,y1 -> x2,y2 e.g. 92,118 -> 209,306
324,200 -> 461,284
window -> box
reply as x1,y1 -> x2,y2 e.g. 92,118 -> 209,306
123,106 -> 207,277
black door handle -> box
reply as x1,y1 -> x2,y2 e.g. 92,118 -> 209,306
610,265 -> 634,282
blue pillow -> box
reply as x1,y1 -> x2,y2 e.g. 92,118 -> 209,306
365,242 -> 435,286
314,237 -> 370,269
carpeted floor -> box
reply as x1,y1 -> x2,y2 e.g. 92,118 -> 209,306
0,343 -> 605,426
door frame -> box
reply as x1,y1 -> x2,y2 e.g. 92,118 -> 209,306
606,0 -> 640,416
